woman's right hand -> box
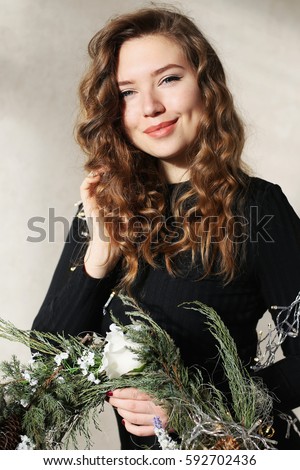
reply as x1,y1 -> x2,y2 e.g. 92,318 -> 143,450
80,171 -> 121,279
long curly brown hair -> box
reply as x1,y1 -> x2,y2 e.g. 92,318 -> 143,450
75,6 -> 249,288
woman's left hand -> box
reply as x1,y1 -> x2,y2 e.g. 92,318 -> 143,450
107,387 -> 169,437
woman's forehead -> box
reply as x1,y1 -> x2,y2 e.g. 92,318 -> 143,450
116,35 -> 189,81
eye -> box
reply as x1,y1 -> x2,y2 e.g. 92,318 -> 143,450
160,75 -> 182,85
120,89 -> 135,99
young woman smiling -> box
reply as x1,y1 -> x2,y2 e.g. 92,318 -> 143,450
32,6 -> 300,450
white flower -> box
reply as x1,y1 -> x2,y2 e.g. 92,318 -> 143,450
20,399 -> 29,408
22,371 -> 31,381
99,323 -> 143,379
87,372 -> 100,385
22,370 -> 38,389
77,350 -> 95,376
16,435 -> 35,450
85,351 -> 95,366
54,351 -> 69,366
28,352 -> 41,367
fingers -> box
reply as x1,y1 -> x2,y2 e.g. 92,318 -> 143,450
108,388 -> 157,417
107,388 -> 169,437
118,404 -> 168,437
109,397 -> 156,415
121,421 -> 157,437
118,409 -> 158,426
109,388 -> 151,401
119,405 -> 168,437
80,171 -> 103,225
80,171 -> 101,195
87,170 -> 100,178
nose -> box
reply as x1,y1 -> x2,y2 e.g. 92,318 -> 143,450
142,90 -> 165,117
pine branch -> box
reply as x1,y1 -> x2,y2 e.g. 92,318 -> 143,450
0,294 -> 275,450
181,301 -> 273,428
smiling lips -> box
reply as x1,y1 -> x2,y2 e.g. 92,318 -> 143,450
143,118 -> 178,137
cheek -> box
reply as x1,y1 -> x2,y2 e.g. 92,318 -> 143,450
185,88 -> 202,112
122,106 -> 139,136
168,87 -> 202,115
185,92 -> 203,128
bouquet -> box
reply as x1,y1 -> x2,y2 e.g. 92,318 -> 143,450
0,294 -> 290,450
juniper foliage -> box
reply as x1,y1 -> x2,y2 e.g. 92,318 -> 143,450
0,295 -> 274,449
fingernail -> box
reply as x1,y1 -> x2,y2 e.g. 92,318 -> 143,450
121,419 -> 125,426
106,391 -> 113,397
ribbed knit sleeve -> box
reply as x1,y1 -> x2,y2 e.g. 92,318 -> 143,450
255,183 -> 300,308
31,206 -> 119,337
252,182 -> 300,411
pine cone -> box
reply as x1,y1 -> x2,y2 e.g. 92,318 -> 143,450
0,414 -> 22,450
211,436 -> 240,450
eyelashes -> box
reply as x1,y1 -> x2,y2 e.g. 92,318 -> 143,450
120,90 -> 135,99
160,75 -> 182,85
119,75 -> 182,100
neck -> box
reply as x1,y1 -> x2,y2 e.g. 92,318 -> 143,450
159,161 -> 190,184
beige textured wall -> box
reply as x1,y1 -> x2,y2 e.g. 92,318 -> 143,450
0,0 -> 299,449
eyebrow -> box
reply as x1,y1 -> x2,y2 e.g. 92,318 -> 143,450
117,64 -> 185,87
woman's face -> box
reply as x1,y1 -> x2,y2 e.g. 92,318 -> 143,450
117,35 -> 203,182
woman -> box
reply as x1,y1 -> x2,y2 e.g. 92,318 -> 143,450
32,6 -> 300,449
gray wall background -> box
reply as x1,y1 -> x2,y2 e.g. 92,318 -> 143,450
0,0 -> 299,449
